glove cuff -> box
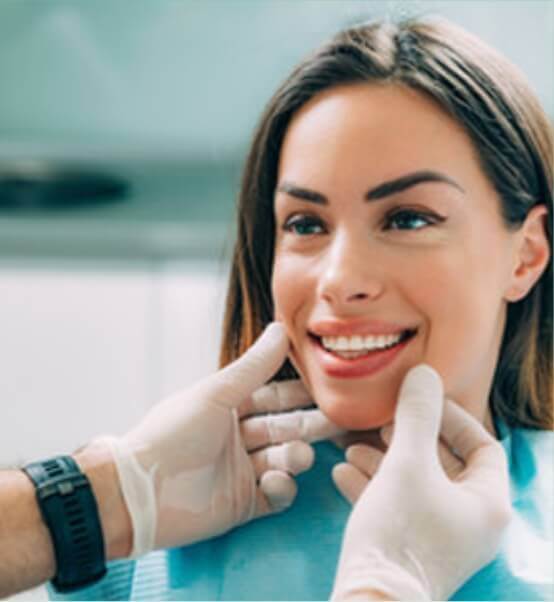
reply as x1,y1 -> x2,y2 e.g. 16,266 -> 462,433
331,548 -> 431,601
93,436 -> 157,559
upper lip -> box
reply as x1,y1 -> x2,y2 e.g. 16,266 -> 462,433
308,318 -> 418,337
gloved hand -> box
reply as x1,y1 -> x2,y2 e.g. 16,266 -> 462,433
93,322 -> 342,557
331,365 -> 512,601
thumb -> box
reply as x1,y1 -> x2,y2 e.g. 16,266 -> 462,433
390,364 -> 444,458
206,322 -> 290,409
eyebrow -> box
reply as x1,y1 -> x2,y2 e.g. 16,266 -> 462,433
275,170 -> 465,204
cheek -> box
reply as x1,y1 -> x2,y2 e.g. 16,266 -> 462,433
272,252 -> 319,385
412,255 -> 505,394
271,254 -> 309,334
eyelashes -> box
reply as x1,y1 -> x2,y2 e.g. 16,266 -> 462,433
282,214 -> 326,236
281,208 -> 446,236
384,208 -> 446,231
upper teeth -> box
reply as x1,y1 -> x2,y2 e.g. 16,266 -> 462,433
321,333 -> 403,351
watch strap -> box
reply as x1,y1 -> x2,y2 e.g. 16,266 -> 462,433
23,455 -> 107,592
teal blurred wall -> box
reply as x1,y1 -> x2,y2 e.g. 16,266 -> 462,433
0,0 -> 552,161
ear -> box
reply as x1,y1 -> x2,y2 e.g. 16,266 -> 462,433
504,205 -> 551,302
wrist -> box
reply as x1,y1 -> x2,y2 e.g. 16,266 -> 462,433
332,549 -> 430,602
333,564 -> 394,601
332,584 -> 392,601
73,441 -> 132,560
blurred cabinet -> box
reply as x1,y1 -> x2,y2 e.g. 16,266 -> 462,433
156,261 -> 227,397
0,260 -> 226,467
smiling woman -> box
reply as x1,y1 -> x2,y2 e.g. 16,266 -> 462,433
270,81 -> 548,433
220,17 -> 552,435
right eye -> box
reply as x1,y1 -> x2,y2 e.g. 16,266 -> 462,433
282,214 -> 326,236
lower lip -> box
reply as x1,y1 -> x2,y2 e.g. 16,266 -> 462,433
309,333 -> 415,379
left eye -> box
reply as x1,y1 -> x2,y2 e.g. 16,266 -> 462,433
384,210 -> 439,231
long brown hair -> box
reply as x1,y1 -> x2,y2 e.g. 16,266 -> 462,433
219,17 -> 553,430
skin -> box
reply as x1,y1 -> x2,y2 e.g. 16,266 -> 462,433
271,83 -> 549,433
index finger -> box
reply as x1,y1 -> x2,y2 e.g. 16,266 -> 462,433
238,379 -> 314,418
241,408 -> 345,451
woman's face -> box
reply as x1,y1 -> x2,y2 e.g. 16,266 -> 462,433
271,83 -> 520,432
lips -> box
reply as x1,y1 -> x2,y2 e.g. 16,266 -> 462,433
307,327 -> 417,379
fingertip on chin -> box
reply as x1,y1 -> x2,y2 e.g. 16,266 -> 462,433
406,363 -> 441,383
264,321 -> 288,343
404,363 -> 443,390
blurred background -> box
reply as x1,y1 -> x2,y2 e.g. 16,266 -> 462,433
0,0 -> 552,468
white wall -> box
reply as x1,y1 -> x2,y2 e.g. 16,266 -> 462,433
0,259 -> 226,467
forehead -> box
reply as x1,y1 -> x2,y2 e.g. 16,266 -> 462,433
277,83 -> 484,194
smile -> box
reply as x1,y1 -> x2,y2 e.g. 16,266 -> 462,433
321,331 -> 409,355
308,329 -> 417,378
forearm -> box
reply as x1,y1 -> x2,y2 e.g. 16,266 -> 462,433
0,442 -> 132,598
0,469 -> 55,596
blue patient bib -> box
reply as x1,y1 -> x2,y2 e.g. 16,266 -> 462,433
50,424 -> 553,601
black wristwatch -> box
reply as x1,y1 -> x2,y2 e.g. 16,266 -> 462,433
22,455 -> 107,592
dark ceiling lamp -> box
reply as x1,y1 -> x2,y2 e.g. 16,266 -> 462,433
0,162 -> 129,209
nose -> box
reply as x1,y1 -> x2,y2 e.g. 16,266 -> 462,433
317,231 -> 385,307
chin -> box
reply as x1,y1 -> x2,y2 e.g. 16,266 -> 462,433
291,350 -> 402,430
315,392 -> 396,431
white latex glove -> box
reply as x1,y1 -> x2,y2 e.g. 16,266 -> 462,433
331,364 -> 512,602
93,322 -> 343,557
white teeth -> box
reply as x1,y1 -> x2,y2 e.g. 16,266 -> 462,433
336,336 -> 349,350
321,332 -> 404,352
350,335 -> 364,350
